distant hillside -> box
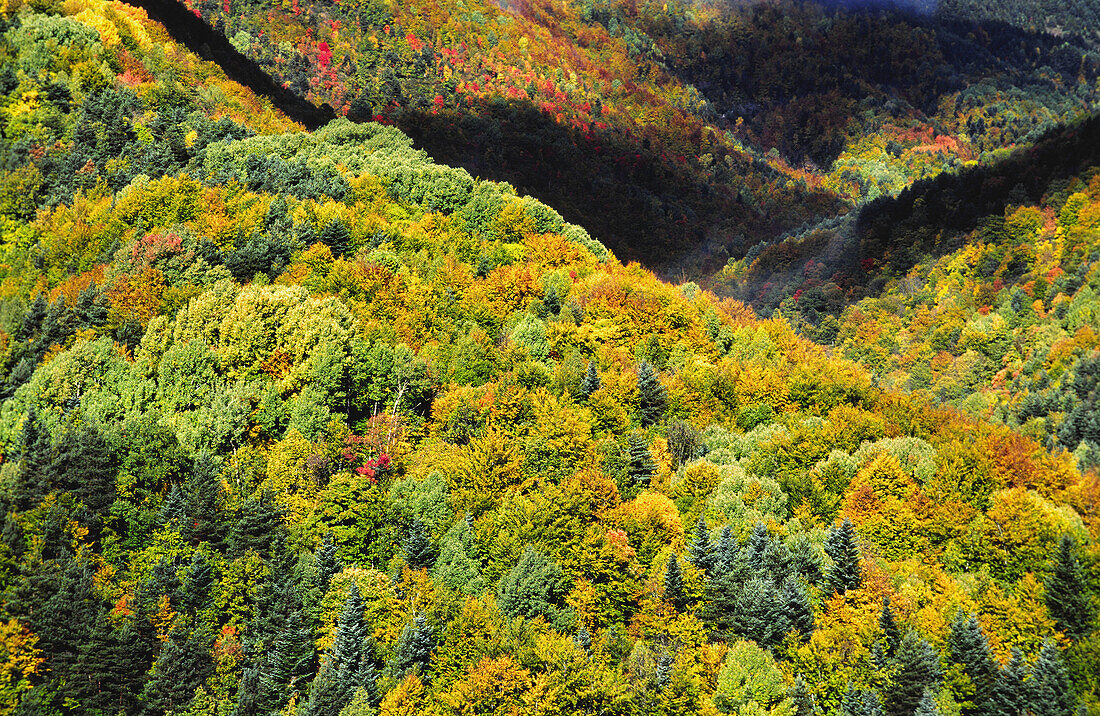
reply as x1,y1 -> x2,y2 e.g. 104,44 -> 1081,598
156,0 -> 1100,279
938,0 -> 1100,49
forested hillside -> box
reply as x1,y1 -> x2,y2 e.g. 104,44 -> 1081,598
159,0 -> 1100,278
0,2 -> 1097,716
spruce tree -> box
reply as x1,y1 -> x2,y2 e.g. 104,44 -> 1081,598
654,652 -> 674,690
392,612 -> 435,677
880,598 -> 901,658
991,649 -> 1029,716
181,551 -> 214,614
319,218 -> 351,257
791,675 -> 818,716
625,432 -> 657,494
664,553 -> 685,611
885,632 -> 943,716
947,613 -> 997,716
15,408 -> 51,510
233,662 -> 261,716
1029,641 -> 1076,716
841,686 -> 885,716
791,533 -> 823,585
1045,534 -> 1094,640
258,609 -> 315,713
403,518 -> 438,570
745,522 -> 771,572
732,576 -> 780,646
316,533 -> 341,593
184,453 -> 226,549
779,576 -> 815,639
915,690 -> 940,716
688,516 -> 716,577
636,360 -> 667,426
825,518 -> 862,595
497,547 -> 570,626
139,625 -> 215,716
580,360 -> 601,399
714,525 -> 739,575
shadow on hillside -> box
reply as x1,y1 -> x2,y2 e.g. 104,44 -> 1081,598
362,100 -> 846,274
657,0 -> 1099,167
130,0 -> 336,129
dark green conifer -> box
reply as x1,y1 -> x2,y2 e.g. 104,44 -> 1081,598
392,612 -> 435,677
636,360 -> 667,426
258,610 -> 315,713
991,649 -> 1029,716
825,518 -> 862,595
745,522 -> 771,571
688,516 -> 716,577
497,548 -> 571,627
791,675 -> 819,716
403,518 -> 438,570
625,432 -> 657,494
181,551 -> 214,614
654,652 -> 674,690
664,553 -> 685,611
880,598 -> 901,658
1029,641 -> 1076,716
316,533 -> 340,593
779,576 -> 815,639
947,612 -> 997,716
15,408 -> 51,510
580,360 -> 601,399
714,525 -> 738,574
1045,534 -> 1094,640
915,689 -> 940,716
319,218 -> 350,257
885,632 -> 943,716
139,625 -> 215,716
841,686 -> 885,716
574,626 -> 592,654
791,533 -> 823,585
732,576 -> 780,645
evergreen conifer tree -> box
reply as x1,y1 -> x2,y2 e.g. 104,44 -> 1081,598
915,690 -> 940,716
15,408 -> 51,510
948,613 -> 997,716
825,518 -> 862,595
991,649 -> 1029,716
625,433 -> 657,494
181,551 -> 214,614
392,612 -> 435,678
791,675 -> 818,716
885,632 -> 943,716
779,576 -> 815,639
732,576 -> 780,645
636,361 -> 667,426
745,522 -> 771,571
841,686 -> 885,716
714,526 -> 738,575
184,453 -> 226,549
1029,641 -> 1076,716
233,663 -> 261,716
664,553 -> 685,611
791,533 -> 823,585
880,598 -> 901,658
139,625 -> 215,716
319,218 -> 350,257
1045,535 -> 1094,640
574,626 -> 592,654
654,652 -> 674,691
688,516 -> 716,577
497,547 -> 571,627
580,360 -> 601,399
403,518 -> 438,570
316,533 -> 340,593
258,609 -> 315,713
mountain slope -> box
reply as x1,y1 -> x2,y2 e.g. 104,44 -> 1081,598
0,2 -> 1097,715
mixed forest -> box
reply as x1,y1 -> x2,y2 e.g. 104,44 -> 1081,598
0,0 -> 1097,715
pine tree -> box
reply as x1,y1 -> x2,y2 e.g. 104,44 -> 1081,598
1045,535 -> 1094,640
636,361 -> 667,427
842,686 -> 885,716
625,432 -> 657,494
580,360 -> 601,399
779,576 -> 815,639
885,632 -> 943,716
664,553 -> 685,611
404,518 -> 438,570
159,485 -> 188,527
825,518 -> 862,595
392,612 -> 435,678
258,609 -> 315,713
1029,641 -> 1076,716
947,612 -> 997,716
688,516 -> 716,577
316,533 -> 341,593
139,625 -> 215,716
880,598 -> 901,658
991,649 -> 1029,716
